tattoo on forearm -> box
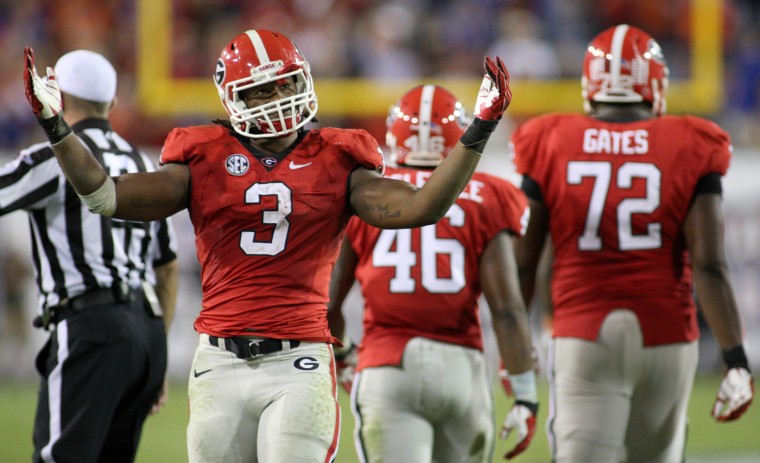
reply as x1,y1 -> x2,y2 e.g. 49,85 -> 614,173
381,210 -> 401,220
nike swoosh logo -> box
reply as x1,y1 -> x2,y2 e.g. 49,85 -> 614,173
193,368 -> 212,378
289,161 -> 313,170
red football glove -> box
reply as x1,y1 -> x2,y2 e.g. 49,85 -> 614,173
24,47 -> 63,120
334,340 -> 358,394
711,367 -> 754,422
501,400 -> 538,460
473,56 -> 511,121
24,46 -> 72,145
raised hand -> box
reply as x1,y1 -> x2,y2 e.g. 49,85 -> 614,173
24,47 -> 63,119
459,56 -> 511,154
473,56 -> 511,121
501,400 -> 538,460
711,367 -> 754,422
23,46 -> 71,144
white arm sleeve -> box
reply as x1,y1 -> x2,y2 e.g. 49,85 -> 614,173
79,176 -> 117,217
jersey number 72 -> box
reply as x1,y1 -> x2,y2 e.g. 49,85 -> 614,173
568,161 -> 662,251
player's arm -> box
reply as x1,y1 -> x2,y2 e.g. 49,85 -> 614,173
684,188 -> 753,421
327,236 -> 360,392
23,46 -> 188,222
154,258 -> 179,333
350,57 -> 511,229
327,236 -> 358,343
481,231 -> 538,460
149,257 -> 179,415
111,166 -> 189,221
685,192 -> 744,358
349,151 -> 474,229
513,192 -> 550,307
484,232 -> 534,377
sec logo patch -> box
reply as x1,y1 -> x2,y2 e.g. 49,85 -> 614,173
226,154 -> 249,176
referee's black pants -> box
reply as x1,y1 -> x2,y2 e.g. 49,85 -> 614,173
32,295 -> 167,463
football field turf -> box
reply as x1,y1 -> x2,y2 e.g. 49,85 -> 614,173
1,374 -> 756,462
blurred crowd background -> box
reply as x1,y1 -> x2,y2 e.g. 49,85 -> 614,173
1,0 -> 760,379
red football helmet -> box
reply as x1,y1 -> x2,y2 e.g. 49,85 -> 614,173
386,85 -> 468,167
214,30 -> 318,138
582,24 -> 669,116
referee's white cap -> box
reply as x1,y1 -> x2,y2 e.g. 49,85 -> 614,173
54,50 -> 117,103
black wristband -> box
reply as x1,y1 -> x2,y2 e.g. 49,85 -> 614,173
722,345 -> 750,371
39,114 -> 72,145
459,117 -> 498,155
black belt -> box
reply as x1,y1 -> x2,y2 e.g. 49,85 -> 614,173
69,286 -> 131,311
34,283 -> 138,330
209,336 -> 300,359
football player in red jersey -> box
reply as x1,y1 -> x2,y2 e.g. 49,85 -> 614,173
511,24 -> 754,462
24,30 -> 513,463
327,85 -> 538,463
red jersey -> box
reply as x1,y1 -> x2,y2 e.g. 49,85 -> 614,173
511,113 -> 731,346
159,125 -> 384,341
346,167 -> 528,370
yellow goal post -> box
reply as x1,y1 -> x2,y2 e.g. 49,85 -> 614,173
136,0 -> 723,118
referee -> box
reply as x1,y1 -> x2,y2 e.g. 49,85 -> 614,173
0,50 -> 179,463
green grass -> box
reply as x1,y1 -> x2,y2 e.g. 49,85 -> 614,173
1,374 -> 757,462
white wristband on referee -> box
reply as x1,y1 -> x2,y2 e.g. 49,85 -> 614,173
508,370 -> 538,403
79,176 -> 117,217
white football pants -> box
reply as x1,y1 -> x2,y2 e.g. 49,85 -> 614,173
351,337 -> 494,463
548,309 -> 698,463
187,333 -> 341,463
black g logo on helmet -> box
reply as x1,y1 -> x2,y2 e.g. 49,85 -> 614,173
215,59 -> 225,86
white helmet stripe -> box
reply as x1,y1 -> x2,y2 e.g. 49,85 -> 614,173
418,84 -> 435,151
245,30 -> 270,64
610,24 -> 629,90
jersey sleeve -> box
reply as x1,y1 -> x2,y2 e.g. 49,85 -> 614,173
486,176 -> 529,238
321,128 -> 385,174
158,127 -> 190,166
687,116 -> 732,177
0,145 -> 62,214
509,115 -> 555,179
500,180 -> 529,237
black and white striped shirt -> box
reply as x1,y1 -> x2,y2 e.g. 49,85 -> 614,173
0,118 -> 177,314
